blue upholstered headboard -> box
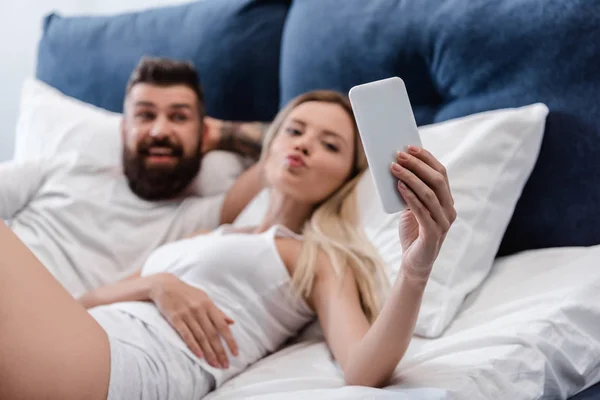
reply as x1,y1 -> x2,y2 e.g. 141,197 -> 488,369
35,0 -> 600,257
36,0 -> 288,122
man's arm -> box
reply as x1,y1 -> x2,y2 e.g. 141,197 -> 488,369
202,117 -> 270,224
0,160 -> 47,220
203,117 -> 270,161
219,162 -> 263,225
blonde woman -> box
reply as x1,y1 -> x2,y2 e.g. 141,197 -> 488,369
0,90 -> 456,400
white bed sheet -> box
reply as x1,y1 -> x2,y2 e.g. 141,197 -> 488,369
205,245 -> 600,400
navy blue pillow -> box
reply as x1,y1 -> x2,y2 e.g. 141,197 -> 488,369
36,0 -> 289,122
280,0 -> 600,256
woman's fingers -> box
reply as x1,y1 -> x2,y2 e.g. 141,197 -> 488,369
396,180 -> 437,236
171,316 -> 203,359
391,162 -> 450,232
175,310 -> 235,370
198,312 -> 229,369
397,149 -> 454,210
407,146 -> 450,187
210,308 -> 239,357
187,315 -> 223,369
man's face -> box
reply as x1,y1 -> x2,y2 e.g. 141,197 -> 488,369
121,83 -> 204,200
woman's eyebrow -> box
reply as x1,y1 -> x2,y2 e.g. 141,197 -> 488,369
322,130 -> 343,140
289,118 -> 347,146
289,118 -> 306,126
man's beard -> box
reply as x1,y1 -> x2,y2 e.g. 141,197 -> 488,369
123,135 -> 202,201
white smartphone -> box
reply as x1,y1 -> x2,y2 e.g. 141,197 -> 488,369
349,76 -> 423,214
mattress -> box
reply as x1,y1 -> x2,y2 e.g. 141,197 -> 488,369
205,245 -> 600,400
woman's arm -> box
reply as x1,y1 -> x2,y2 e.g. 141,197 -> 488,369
312,146 -> 456,387
78,272 -> 238,370
311,260 -> 428,388
77,271 -> 155,308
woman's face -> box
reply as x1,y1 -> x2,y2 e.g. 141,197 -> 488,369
264,101 -> 356,205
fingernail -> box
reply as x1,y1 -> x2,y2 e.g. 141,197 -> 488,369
408,145 -> 420,153
398,180 -> 407,190
392,162 -> 402,172
397,152 -> 409,161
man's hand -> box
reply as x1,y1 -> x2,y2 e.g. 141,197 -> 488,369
202,117 -> 224,154
149,273 -> 239,369
202,116 -> 269,160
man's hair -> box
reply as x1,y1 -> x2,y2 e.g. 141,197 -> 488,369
125,57 -> 205,116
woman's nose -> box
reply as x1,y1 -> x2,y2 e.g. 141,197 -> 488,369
294,143 -> 310,156
294,134 -> 314,155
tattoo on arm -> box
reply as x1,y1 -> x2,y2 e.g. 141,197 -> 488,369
217,121 -> 270,160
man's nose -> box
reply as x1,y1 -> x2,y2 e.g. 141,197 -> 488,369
150,116 -> 171,137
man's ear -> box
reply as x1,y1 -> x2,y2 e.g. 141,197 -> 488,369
201,119 -> 209,142
120,118 -> 126,143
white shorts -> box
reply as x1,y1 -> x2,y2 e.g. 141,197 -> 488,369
90,307 -> 215,400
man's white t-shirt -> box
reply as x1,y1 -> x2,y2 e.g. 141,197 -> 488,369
0,153 -> 224,298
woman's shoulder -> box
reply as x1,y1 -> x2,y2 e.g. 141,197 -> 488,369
273,233 -> 303,275
274,233 -> 334,279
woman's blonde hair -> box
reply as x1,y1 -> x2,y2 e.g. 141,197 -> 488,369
260,90 -> 389,323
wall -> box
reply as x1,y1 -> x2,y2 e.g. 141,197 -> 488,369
0,0 -> 189,162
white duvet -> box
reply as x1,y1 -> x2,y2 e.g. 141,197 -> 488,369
206,245 -> 600,400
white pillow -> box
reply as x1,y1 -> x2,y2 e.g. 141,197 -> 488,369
234,103 -> 549,338
14,78 -> 123,165
13,78 -> 247,196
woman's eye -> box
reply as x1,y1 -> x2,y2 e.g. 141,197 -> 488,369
286,127 -> 302,136
324,142 -> 339,152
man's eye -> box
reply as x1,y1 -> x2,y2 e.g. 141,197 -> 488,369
172,114 -> 188,122
137,112 -> 154,120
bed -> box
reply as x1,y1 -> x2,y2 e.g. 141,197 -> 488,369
20,78 -> 600,399
201,244 -> 600,400
22,0 -> 600,398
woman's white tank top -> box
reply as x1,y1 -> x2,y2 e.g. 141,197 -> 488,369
107,224 -> 315,387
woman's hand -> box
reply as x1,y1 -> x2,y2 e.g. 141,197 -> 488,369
390,145 -> 456,281
77,291 -> 99,309
149,273 -> 239,369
